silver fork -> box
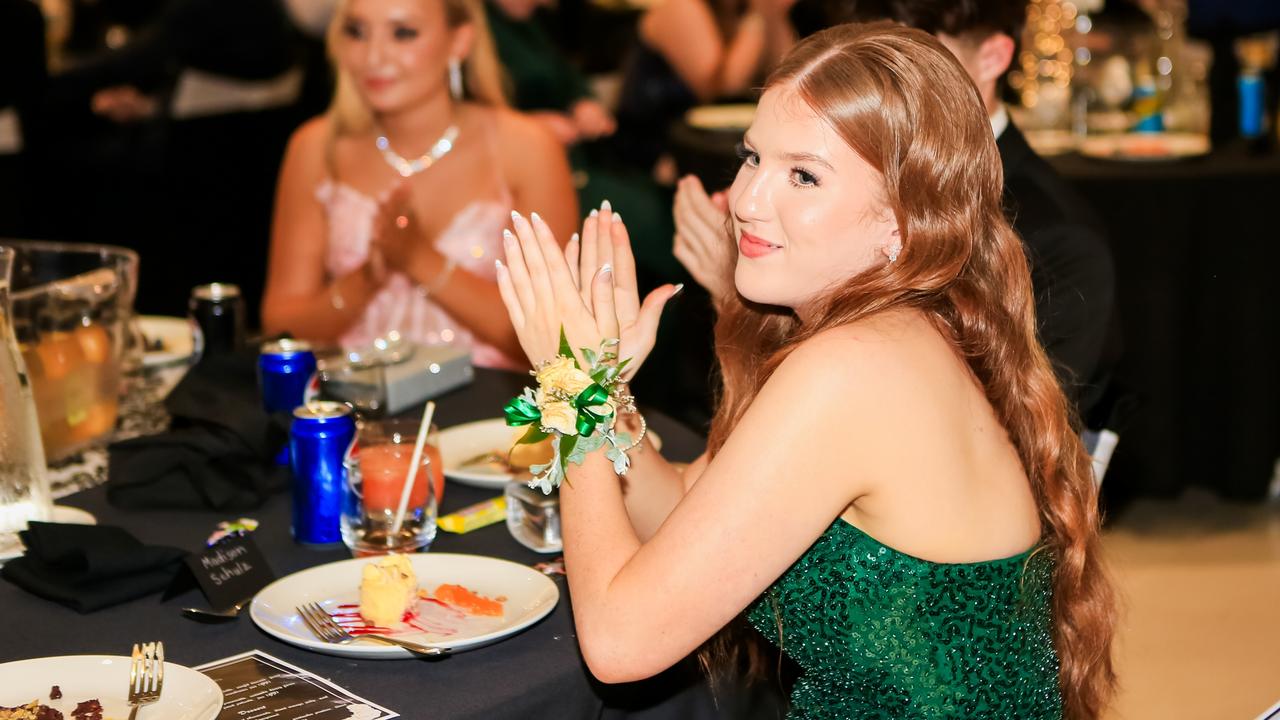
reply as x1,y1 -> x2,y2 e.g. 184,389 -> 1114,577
127,641 -> 164,719
296,602 -> 450,657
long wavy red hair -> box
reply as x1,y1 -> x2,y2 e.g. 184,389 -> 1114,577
704,22 -> 1115,719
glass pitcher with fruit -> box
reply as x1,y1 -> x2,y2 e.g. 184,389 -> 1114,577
4,241 -> 139,460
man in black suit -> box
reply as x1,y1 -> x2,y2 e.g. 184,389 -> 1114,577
804,0 -> 1119,420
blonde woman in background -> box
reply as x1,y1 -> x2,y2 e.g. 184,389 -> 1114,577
263,0 -> 576,368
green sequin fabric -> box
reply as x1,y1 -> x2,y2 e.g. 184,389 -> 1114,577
747,520 -> 1061,719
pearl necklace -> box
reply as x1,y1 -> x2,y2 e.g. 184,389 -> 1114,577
375,124 -> 460,178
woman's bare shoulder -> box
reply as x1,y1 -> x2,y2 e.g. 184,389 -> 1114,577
489,106 -> 559,156
786,312 -> 928,373
289,115 -> 331,152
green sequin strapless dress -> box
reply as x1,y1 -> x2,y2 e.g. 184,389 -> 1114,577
747,520 -> 1061,719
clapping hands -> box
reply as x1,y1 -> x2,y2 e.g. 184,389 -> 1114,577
673,175 -> 734,301
496,201 -> 682,377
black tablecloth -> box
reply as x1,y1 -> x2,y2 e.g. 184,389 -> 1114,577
669,120 -> 1280,502
1046,149 -> 1280,501
2,369 -> 778,719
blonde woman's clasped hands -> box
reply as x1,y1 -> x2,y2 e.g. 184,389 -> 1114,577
496,202 -> 682,375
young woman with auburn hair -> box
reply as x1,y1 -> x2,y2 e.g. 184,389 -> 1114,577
494,22 -> 1115,719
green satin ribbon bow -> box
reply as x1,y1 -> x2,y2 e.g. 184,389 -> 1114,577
504,394 -> 541,427
573,383 -> 612,437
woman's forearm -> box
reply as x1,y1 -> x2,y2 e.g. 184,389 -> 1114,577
262,264 -> 380,344
613,413 -> 690,541
405,251 -> 525,362
716,12 -> 768,97
761,11 -> 796,71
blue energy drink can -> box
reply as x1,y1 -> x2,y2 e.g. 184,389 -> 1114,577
289,401 -> 356,545
259,339 -> 317,413
260,339 -> 318,464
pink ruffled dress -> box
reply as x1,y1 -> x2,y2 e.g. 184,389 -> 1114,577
315,136 -> 520,370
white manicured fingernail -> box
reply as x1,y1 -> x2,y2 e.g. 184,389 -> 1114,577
530,211 -> 542,224
510,210 -> 522,222
589,209 -> 598,218
601,199 -> 612,211
672,283 -> 684,296
503,229 -> 515,242
599,263 -> 613,279
570,233 -> 579,244
495,258 -> 504,270
612,212 -> 622,223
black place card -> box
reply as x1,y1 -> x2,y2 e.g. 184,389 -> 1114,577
195,650 -> 398,720
180,534 -> 275,611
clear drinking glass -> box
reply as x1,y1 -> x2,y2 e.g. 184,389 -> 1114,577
0,247 -> 52,533
341,418 -> 442,556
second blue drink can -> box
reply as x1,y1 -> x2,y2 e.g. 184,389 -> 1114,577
260,339 -> 318,465
259,339 -> 318,413
290,401 -> 356,545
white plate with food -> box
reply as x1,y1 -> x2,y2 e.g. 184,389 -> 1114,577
250,553 -> 560,659
137,315 -> 195,367
685,103 -> 757,131
0,655 -> 223,719
1078,132 -> 1209,161
0,506 -> 97,566
438,417 -> 661,489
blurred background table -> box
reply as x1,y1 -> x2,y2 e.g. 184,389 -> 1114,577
1046,148 -> 1280,503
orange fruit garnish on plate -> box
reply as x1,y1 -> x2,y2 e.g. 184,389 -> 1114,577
433,583 -> 504,617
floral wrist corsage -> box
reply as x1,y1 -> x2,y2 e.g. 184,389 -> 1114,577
503,329 -> 638,494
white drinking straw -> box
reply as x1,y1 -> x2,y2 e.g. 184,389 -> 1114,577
391,401 -> 435,537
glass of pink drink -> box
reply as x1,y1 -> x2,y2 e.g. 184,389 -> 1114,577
341,418 -> 442,556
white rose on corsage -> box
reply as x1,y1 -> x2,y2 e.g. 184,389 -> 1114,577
539,400 -> 580,436
536,356 -> 594,398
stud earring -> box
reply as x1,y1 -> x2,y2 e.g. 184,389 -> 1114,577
888,244 -> 901,263
448,58 -> 464,101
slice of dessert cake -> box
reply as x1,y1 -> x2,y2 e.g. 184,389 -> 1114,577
359,554 -> 418,627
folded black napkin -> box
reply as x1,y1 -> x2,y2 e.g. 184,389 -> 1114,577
107,348 -> 292,510
1,522 -> 187,613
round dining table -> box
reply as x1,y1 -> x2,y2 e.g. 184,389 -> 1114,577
1,367 -> 780,719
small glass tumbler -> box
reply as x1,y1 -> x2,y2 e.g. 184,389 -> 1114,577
341,418 -> 443,556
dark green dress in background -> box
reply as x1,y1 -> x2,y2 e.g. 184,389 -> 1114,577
748,520 -> 1063,719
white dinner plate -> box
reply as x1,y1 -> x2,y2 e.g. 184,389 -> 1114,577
0,655 -> 223,719
137,315 -> 195,367
685,103 -> 756,130
439,417 -> 662,489
1078,132 -> 1210,162
250,553 -> 560,659
0,506 -> 97,565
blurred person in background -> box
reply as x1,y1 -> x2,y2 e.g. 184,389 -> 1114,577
614,0 -> 797,181
35,0 -> 302,319
262,0 -> 576,368
484,0 -> 683,296
676,0 -> 1120,424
